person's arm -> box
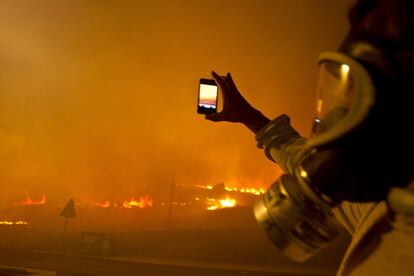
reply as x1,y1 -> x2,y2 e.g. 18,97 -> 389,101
255,114 -> 306,175
205,71 -> 306,174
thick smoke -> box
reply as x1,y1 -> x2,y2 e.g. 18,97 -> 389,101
0,0 -> 348,206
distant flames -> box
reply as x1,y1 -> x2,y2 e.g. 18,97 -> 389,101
195,184 -> 265,195
8,185 -> 258,211
207,197 -> 237,211
224,187 -> 264,195
93,196 -> 154,209
0,220 -> 28,226
14,194 -> 47,206
194,183 -> 262,210
123,196 -> 153,209
10,194 -> 156,209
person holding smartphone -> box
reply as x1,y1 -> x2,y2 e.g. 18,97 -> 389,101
203,0 -> 414,275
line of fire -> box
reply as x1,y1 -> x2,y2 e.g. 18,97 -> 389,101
0,182 -> 266,246
0,177 -> 346,275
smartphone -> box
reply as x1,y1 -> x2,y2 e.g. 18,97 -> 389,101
197,78 -> 218,114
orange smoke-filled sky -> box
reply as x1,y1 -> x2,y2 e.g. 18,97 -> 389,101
0,0 -> 351,203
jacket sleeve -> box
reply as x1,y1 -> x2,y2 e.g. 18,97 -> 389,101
255,114 -> 307,175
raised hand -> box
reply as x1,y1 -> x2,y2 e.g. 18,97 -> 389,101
205,71 -> 270,134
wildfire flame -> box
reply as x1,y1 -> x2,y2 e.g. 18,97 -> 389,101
122,196 -> 153,209
195,184 -> 265,195
0,220 -> 28,225
14,194 -> 47,206
207,197 -> 237,210
195,185 -> 214,190
224,187 -> 265,195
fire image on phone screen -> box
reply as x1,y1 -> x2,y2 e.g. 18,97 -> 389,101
198,79 -> 218,114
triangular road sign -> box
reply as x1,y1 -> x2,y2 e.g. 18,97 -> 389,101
60,198 -> 76,218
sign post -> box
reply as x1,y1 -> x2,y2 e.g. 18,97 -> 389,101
60,198 -> 76,249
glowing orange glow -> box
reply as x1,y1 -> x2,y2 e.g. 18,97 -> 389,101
0,1 -> 343,219
341,64 -> 350,75
219,197 -> 237,207
0,220 -> 29,225
206,197 -> 237,210
122,196 -> 153,209
95,200 -> 111,208
195,185 -> 213,190
14,194 -> 47,206
224,187 -> 265,195
195,184 -> 264,195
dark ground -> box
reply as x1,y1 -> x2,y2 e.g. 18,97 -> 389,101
0,206 -> 350,275
0,250 -> 337,276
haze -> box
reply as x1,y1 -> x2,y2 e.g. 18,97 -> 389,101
0,0 -> 349,204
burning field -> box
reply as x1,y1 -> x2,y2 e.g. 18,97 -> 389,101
0,182 -> 268,265
0,183 -> 291,268
0,184 -> 347,275
0,183 -> 264,233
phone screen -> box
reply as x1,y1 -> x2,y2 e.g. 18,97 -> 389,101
198,79 -> 218,114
